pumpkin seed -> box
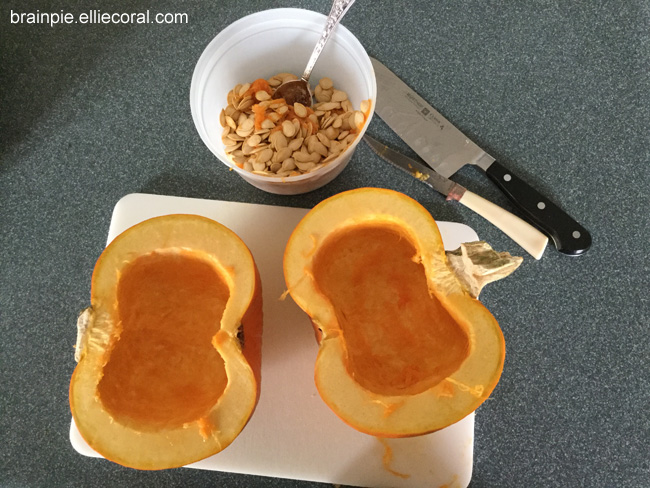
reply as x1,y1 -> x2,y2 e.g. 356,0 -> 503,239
273,147 -> 292,164
325,126 -> 338,140
242,142 -> 254,156
294,102 -> 308,118
237,96 -> 254,111
293,151 -> 312,163
281,158 -> 296,171
251,143 -> 270,154
331,90 -> 348,103
255,90 -> 271,101
295,161 -> 316,172
316,102 -> 340,112
227,133 -> 244,142
316,132 -> 331,148
321,114 -> 335,130
329,140 -> 342,155
233,156 -> 247,166
236,127 -> 254,138
252,160 -> 267,172
313,140 -> 328,157
292,118 -> 301,135
257,148 -> 274,164
288,137 -> 304,152
268,76 -> 283,87
246,134 -> 262,147
322,153 -> 338,164
261,119 -> 275,130
269,131 -> 288,150
301,123 -> 313,139
315,91 -> 331,103
282,120 -> 297,138
319,77 -> 333,90
224,141 -> 241,153
353,111 -> 365,130
339,114 -> 351,131
279,73 -> 298,82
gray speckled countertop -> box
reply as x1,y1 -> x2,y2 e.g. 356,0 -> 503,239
1,1 -> 648,487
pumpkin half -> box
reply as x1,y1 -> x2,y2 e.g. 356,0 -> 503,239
283,188 -> 505,437
69,214 -> 262,470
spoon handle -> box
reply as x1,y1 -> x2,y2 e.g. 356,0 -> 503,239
301,0 -> 356,82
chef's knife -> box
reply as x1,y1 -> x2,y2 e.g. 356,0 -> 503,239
370,56 -> 591,256
364,134 -> 548,260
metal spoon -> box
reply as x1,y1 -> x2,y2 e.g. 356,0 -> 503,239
273,0 -> 356,107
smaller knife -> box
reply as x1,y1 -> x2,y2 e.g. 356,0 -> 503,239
364,134 -> 548,260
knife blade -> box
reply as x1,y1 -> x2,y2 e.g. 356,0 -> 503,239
364,134 -> 548,260
370,56 -> 591,256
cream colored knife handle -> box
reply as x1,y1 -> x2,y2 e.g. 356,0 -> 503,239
458,190 -> 548,260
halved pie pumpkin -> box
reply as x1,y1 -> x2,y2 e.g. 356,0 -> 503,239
69,214 -> 262,470
283,188 -> 505,437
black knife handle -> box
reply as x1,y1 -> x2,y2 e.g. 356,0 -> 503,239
484,161 -> 591,255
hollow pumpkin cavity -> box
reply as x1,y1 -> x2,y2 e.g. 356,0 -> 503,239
312,224 -> 470,396
97,250 -> 230,431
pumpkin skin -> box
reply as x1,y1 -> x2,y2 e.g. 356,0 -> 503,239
283,188 -> 505,437
69,214 -> 262,470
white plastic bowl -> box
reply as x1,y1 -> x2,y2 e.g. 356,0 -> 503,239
190,8 -> 376,195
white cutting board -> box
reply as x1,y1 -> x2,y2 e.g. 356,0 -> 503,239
70,193 -> 479,488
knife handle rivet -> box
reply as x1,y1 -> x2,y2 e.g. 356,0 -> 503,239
503,174 -> 512,182
537,202 -> 546,210
573,231 -> 582,239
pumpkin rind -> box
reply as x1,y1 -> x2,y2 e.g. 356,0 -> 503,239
283,188 -> 505,437
69,214 -> 262,469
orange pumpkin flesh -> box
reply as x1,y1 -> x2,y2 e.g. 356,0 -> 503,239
70,214 -> 262,469
312,224 -> 471,397
283,188 -> 505,437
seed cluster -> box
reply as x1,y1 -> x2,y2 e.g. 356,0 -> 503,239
220,73 -> 370,178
